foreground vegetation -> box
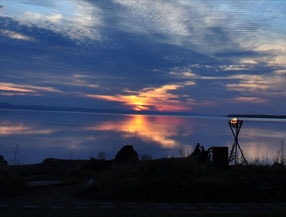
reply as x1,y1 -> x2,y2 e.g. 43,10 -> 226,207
2,156 -> 286,203
80,158 -> 286,202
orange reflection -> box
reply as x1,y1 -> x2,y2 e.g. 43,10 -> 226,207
243,142 -> 280,163
0,122 -> 55,135
235,126 -> 286,163
85,115 -> 192,148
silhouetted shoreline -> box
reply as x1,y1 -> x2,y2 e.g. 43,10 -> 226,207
227,114 -> 286,119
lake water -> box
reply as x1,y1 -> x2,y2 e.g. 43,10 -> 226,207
0,110 -> 285,164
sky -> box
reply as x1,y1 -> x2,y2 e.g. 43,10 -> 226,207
0,0 -> 285,115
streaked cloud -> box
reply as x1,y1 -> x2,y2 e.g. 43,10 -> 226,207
0,82 -> 63,96
230,97 -> 267,104
226,73 -> 286,97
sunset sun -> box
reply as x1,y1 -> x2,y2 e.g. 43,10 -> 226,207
127,96 -> 148,111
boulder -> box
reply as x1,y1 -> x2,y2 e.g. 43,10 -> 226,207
114,145 -> 138,164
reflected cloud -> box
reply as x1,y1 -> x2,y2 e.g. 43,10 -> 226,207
0,122 -> 56,136
243,141 -> 279,162
85,115 -> 192,148
236,124 -> 286,162
242,127 -> 286,140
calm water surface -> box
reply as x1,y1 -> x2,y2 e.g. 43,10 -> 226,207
0,110 -> 285,164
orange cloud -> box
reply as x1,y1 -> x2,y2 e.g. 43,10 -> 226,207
85,84 -> 194,112
0,82 -> 63,96
0,85 -> 35,93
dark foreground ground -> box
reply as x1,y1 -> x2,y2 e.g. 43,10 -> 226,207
1,157 -> 286,216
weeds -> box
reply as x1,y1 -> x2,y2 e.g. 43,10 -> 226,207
273,139 -> 286,165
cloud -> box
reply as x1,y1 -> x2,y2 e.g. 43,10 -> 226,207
111,0 -> 274,53
1,0 -> 285,114
225,73 -> 286,97
230,97 -> 266,104
0,30 -> 34,40
0,82 -> 63,96
1,0 -> 103,42
85,83 -> 197,112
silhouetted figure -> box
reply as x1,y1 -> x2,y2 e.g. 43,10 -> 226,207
193,143 -> 201,155
189,143 -> 208,165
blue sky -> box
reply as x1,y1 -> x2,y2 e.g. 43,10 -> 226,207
0,0 -> 285,115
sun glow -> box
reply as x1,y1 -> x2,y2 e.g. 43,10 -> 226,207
125,95 -> 149,111
85,84 -> 194,112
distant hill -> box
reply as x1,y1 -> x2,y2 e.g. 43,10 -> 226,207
0,102 -> 108,113
0,102 -> 200,117
227,114 -> 286,119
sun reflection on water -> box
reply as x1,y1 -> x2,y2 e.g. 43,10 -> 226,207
85,115 -> 193,148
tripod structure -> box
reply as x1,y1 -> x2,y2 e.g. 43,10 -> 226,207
228,118 -> 247,165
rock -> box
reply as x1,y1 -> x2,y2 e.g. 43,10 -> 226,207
114,145 -> 138,164
84,178 -> 97,193
86,178 -> 96,189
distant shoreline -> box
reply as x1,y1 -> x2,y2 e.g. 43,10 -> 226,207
227,114 -> 286,119
0,102 -> 211,117
1,102 -> 285,119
